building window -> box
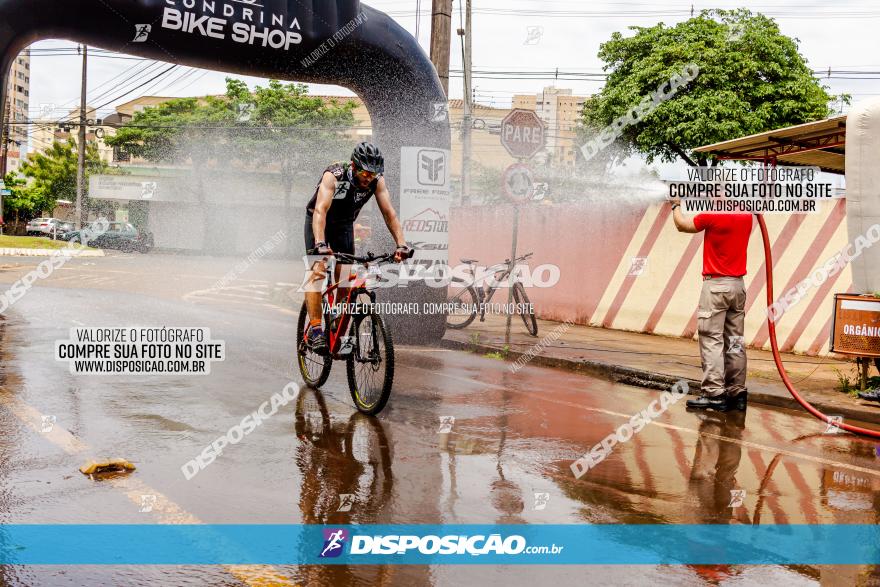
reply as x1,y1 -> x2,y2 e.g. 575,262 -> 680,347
114,147 -> 131,163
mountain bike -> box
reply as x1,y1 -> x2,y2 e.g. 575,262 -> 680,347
446,252 -> 538,336
296,250 -> 413,415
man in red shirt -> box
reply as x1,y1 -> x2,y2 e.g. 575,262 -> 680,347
672,203 -> 753,411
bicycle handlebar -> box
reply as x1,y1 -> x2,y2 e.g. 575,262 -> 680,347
333,249 -> 416,264
503,252 -> 534,265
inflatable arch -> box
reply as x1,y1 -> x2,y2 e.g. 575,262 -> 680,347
0,0 -> 452,339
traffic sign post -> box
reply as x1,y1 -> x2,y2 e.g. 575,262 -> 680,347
501,109 -> 546,160
504,198 -> 522,347
0,184 -> 6,235
501,163 -> 535,204
499,111 -> 545,346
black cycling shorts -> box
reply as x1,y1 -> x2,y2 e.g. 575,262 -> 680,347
304,216 -> 354,255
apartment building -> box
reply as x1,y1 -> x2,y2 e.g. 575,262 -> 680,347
4,49 -> 30,172
512,86 -> 588,168
31,106 -> 114,163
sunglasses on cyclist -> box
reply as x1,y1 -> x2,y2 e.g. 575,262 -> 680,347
354,167 -> 378,181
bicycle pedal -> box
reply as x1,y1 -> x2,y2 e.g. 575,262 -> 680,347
306,340 -> 329,355
336,337 -> 356,356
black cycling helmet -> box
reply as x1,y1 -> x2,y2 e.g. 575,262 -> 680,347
351,141 -> 385,174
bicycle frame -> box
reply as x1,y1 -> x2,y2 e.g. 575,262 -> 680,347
462,253 -> 534,320
321,266 -> 374,358
301,255 -> 386,359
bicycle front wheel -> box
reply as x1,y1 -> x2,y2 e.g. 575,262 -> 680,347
512,283 -> 538,337
296,302 -> 332,388
347,311 -> 394,415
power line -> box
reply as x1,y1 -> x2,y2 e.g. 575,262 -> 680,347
51,61 -> 166,124
86,64 -> 180,116
85,61 -> 164,106
141,67 -> 199,97
386,5 -> 880,19
173,70 -> 213,95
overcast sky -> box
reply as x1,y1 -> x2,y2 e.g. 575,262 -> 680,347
22,0 -> 879,186
26,0 -> 880,119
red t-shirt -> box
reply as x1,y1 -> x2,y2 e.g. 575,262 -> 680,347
693,214 -> 753,277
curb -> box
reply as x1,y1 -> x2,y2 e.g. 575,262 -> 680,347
0,248 -> 105,257
441,338 -> 880,428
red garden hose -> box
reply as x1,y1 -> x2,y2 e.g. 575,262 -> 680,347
756,214 -> 880,438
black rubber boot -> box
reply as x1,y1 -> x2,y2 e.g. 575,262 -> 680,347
729,391 -> 748,412
686,395 -> 730,412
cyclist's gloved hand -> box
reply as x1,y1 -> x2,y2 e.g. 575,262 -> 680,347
315,242 -> 334,257
394,245 -> 412,263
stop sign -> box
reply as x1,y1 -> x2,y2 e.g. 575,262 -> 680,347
501,109 -> 546,159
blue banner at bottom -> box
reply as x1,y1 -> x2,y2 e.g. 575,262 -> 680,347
0,524 -> 877,565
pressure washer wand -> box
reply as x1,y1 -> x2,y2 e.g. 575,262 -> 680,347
756,214 -> 880,438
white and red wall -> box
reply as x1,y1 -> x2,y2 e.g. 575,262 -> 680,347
449,198 -> 852,355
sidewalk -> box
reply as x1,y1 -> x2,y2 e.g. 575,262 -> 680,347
442,314 -> 880,427
0,248 -> 104,257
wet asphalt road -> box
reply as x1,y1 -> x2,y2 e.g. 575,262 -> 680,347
0,253 -> 877,586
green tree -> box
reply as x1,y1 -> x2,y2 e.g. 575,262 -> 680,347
582,9 -> 842,166
105,80 -> 355,194
106,78 -> 356,250
104,94 -> 231,206
1,172 -> 42,224
12,140 -> 109,222
224,79 -> 356,238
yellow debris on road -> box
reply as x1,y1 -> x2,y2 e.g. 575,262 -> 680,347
79,459 -> 136,475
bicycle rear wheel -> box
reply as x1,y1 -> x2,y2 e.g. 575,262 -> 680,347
296,302 -> 332,388
346,311 -> 394,415
512,283 -> 538,337
446,279 -> 479,329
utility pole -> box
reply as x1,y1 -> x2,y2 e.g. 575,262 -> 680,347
458,0 -> 473,206
75,44 -> 87,229
0,84 -> 10,179
0,88 -> 8,235
429,0 -> 452,95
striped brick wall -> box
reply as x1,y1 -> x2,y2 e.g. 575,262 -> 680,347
449,199 -> 851,355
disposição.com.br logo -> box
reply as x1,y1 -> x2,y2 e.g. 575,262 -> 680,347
320,528 -> 349,558
318,529 -> 563,559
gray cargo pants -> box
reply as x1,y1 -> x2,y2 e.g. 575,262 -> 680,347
697,276 -> 747,399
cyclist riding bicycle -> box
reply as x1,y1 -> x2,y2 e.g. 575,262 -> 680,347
304,141 -> 411,353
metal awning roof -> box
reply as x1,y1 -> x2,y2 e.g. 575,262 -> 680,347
694,115 -> 847,174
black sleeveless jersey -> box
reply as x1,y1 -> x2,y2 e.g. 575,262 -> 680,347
306,162 -> 379,226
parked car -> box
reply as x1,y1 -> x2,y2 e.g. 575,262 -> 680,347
25,217 -> 75,238
26,217 -> 61,236
56,221 -> 75,236
60,222 -> 154,253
